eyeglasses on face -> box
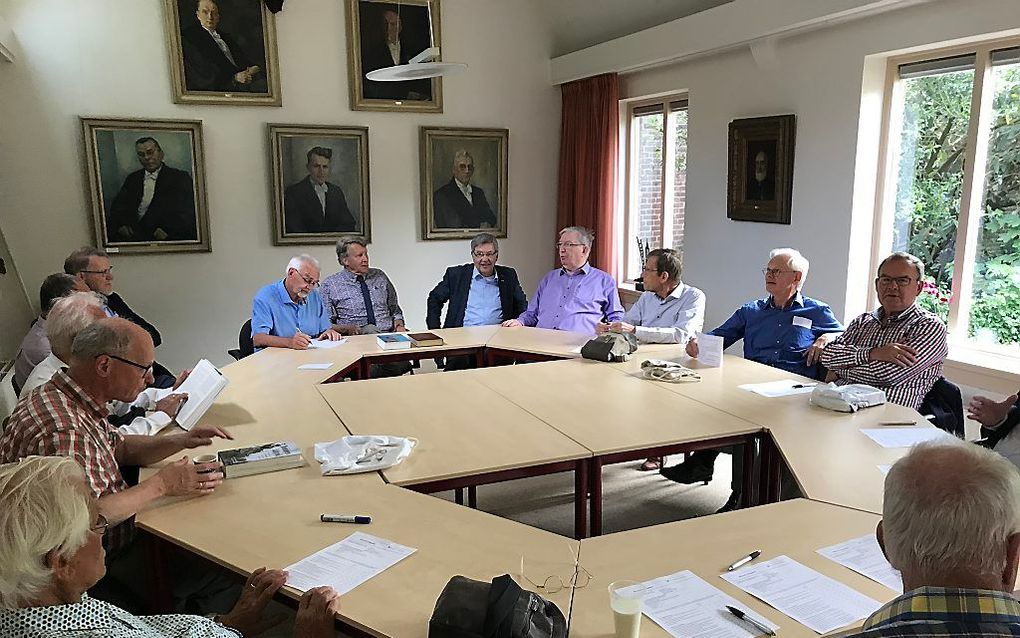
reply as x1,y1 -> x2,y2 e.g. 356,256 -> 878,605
295,271 -> 320,288
102,353 -> 154,378
80,267 -> 114,276
473,251 -> 497,259
762,268 -> 794,277
877,275 -> 915,288
555,242 -> 586,250
90,513 -> 109,536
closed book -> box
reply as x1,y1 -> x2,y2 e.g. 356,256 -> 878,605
408,332 -> 445,347
217,441 -> 305,478
377,333 -> 412,350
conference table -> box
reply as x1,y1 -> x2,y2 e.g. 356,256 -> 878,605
135,325 -> 934,637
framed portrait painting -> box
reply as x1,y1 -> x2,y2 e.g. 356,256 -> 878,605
420,127 -> 508,241
727,114 -> 796,224
163,0 -> 281,106
81,117 -> 210,255
345,0 -> 443,112
269,124 -> 371,246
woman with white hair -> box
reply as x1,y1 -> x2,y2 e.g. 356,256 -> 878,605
0,456 -> 339,637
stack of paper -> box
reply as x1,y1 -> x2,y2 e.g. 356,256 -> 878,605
738,380 -> 816,398
307,338 -> 347,349
817,534 -> 903,592
286,532 -> 416,595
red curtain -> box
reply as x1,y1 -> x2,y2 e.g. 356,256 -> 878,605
556,73 -> 619,277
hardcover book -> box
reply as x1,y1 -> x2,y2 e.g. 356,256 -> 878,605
377,333 -> 413,350
408,332 -> 445,347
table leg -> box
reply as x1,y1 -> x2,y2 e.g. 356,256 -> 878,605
455,488 -> 464,505
359,359 -> 371,380
468,485 -> 477,508
574,458 -> 588,539
768,436 -> 783,502
742,435 -> 757,508
475,349 -> 486,368
589,457 -> 603,537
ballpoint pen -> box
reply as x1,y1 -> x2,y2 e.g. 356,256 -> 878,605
726,549 -> 762,571
726,605 -> 776,636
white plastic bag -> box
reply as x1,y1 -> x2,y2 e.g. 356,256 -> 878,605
810,383 -> 887,412
313,435 -> 417,475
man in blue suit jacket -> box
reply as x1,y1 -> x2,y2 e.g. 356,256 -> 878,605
427,233 -> 527,370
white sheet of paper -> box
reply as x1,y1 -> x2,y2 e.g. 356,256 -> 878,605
738,379 -> 816,398
619,570 -> 778,638
697,332 -> 724,367
307,338 -> 347,349
720,555 -> 882,635
174,359 -> 229,431
818,534 -> 903,593
298,362 -> 334,370
285,532 -> 416,596
860,427 -> 952,449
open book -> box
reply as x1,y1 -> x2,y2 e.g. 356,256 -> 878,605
173,359 -> 229,431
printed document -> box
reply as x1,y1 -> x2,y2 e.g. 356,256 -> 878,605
818,534 -> 903,593
738,379 -> 816,398
286,532 -> 416,595
621,570 -> 778,638
697,332 -> 724,367
860,427 -> 952,449
720,555 -> 882,634
307,338 -> 347,349
174,359 -> 228,431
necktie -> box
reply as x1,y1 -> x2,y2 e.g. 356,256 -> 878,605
357,275 -> 376,326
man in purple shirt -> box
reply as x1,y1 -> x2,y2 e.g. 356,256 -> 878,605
503,226 -> 623,334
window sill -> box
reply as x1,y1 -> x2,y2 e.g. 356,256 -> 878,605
945,342 -> 1020,394
618,280 -> 642,309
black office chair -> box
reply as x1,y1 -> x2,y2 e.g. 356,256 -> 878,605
228,319 -> 254,361
919,377 -> 965,437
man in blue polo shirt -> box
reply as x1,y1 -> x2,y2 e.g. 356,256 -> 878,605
663,248 -> 843,511
251,254 -> 342,350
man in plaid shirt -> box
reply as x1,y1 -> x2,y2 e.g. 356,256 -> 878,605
848,440 -> 1020,637
821,252 -> 947,410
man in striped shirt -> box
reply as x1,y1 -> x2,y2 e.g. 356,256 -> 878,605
821,252 -> 947,410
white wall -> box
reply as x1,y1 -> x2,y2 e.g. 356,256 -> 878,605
0,0 -> 560,372
618,0 -> 1020,334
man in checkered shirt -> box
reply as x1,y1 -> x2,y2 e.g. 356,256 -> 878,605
821,252 -> 947,410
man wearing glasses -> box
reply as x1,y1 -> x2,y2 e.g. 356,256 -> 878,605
251,254 -> 342,351
426,233 -> 528,370
821,252 -> 947,410
503,226 -> 623,334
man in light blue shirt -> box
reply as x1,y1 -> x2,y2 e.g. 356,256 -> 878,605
251,255 -> 342,351
596,248 -> 704,345
463,268 -> 502,327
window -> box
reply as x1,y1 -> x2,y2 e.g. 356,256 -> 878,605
880,43 -> 1020,355
620,96 -> 688,280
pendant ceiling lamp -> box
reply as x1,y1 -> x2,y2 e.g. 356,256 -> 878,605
365,0 -> 467,82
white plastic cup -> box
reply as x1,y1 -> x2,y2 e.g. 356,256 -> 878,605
608,580 -> 642,638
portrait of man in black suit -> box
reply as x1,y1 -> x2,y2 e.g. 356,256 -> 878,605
284,147 -> 358,235
432,149 -> 497,230
179,0 -> 268,93
359,4 -> 432,102
107,137 -> 198,243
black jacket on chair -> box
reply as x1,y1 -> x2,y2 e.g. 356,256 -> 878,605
426,264 -> 528,330
919,377 -> 965,437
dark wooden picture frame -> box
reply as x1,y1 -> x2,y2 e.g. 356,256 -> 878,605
81,117 -> 210,255
268,124 -> 371,246
727,114 -> 796,224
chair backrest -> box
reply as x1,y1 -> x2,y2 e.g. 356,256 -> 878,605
228,318 -> 254,361
919,377 -> 964,437
0,365 -> 19,425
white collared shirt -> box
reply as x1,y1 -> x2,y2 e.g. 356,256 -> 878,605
387,40 -> 401,66
313,181 -> 328,214
138,166 -> 162,218
455,178 -> 473,204
622,282 -> 706,344
205,27 -> 237,66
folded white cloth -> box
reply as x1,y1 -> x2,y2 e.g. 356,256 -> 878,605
810,383 -> 887,412
314,435 -> 417,475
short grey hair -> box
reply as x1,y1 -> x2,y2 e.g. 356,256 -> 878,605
470,233 -> 499,254
878,251 -> 926,281
336,238 -> 367,263
63,246 -> 107,276
46,292 -> 105,360
70,318 -> 134,363
0,456 -> 91,609
883,440 -> 1020,583
286,254 -> 319,274
769,247 -> 809,290
559,226 -> 593,248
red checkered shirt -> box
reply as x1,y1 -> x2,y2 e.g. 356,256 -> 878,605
821,304 -> 947,410
0,369 -> 133,551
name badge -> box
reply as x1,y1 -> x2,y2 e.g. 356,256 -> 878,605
792,316 -> 813,329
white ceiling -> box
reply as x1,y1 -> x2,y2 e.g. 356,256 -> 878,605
537,0 -> 735,57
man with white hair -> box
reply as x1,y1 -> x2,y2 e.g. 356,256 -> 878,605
822,252 -> 947,410
251,254 -> 342,351
504,226 -> 623,334
847,439 -> 1020,636
665,248 -> 842,509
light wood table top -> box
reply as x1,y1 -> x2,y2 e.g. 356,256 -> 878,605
469,359 -> 761,456
321,325 -> 501,358
571,499 -> 895,637
484,326 -> 591,357
317,371 -> 591,486
137,462 -> 575,637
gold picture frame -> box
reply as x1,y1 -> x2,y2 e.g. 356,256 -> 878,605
268,124 -> 372,246
420,127 -> 508,241
163,0 -> 282,106
81,117 -> 210,255
727,114 -> 796,224
345,0 -> 444,113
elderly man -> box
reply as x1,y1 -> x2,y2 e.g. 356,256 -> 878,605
284,146 -> 357,234
846,440 -> 1020,636
107,137 -> 197,242
13,273 -> 88,393
427,233 -> 528,370
821,252 -> 947,410
252,255 -> 342,351
20,293 -> 188,437
0,456 -> 340,637
321,238 -> 411,377
664,248 -> 842,509
182,0 -> 263,93
433,150 -> 497,229
504,226 -> 623,334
